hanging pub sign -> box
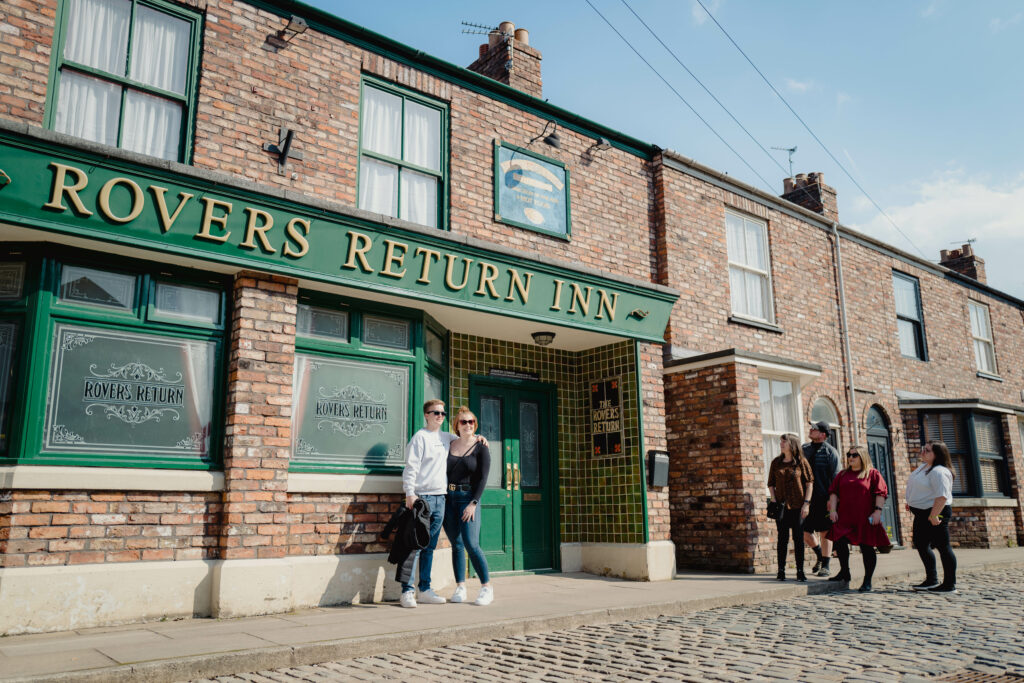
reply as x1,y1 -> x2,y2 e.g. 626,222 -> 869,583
494,141 -> 570,238
590,376 -> 622,457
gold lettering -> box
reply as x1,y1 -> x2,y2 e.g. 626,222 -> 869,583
595,290 -> 619,321
505,269 -> 532,304
550,279 -> 565,311
43,163 -> 92,215
444,254 -> 474,291
568,284 -> 592,316
283,218 -> 310,258
381,240 -> 408,279
97,177 -> 144,223
150,186 -> 193,233
195,197 -> 233,243
343,231 -> 374,272
239,207 -> 275,253
414,247 -> 441,284
475,262 -> 500,298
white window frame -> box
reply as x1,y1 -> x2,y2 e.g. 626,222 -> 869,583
968,300 -> 997,375
759,374 -> 802,483
725,210 -> 775,324
810,396 -> 842,455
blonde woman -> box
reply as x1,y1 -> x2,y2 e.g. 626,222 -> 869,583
827,446 -> 892,591
443,406 -> 493,606
767,433 -> 814,582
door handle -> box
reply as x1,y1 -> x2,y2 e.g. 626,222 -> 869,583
505,463 -> 512,491
513,463 -> 520,490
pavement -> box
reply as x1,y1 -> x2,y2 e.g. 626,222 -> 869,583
1,547 -> 1022,683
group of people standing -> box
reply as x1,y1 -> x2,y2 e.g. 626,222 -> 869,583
398,399 -> 494,609
768,421 -> 958,593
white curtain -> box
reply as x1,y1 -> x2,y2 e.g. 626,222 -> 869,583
893,276 -> 918,318
123,89 -> 182,161
362,87 -> 401,158
729,267 -> 745,316
404,100 -> 440,171
400,170 -> 437,227
129,5 -> 190,94
55,71 -> 120,146
725,213 -> 744,263
64,0 -> 130,75
358,157 -> 398,217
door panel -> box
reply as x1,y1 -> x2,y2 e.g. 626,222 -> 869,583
868,436 -> 900,545
477,393 -> 514,572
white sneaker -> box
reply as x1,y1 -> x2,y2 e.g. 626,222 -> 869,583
419,589 -> 447,604
450,585 -> 468,603
474,586 -> 494,606
400,591 -> 417,609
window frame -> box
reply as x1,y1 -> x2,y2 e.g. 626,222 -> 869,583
44,0 -> 204,163
357,76 -> 449,230
811,396 -> 843,455
967,300 -> 997,376
725,209 -> 775,324
920,410 -> 1010,498
892,271 -> 928,361
758,374 -> 801,482
0,244 -> 228,470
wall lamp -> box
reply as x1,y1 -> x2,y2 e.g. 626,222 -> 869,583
262,15 -> 308,52
529,121 -> 561,149
531,331 -> 556,346
588,137 -> 612,153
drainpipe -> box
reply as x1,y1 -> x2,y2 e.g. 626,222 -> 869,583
832,222 -> 859,443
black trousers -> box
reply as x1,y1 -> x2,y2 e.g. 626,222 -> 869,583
835,537 -> 876,583
912,505 -> 956,586
775,507 -> 805,573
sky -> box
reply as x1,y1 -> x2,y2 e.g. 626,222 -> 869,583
307,0 -> 1024,299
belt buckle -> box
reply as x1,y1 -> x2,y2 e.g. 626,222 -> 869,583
448,484 -> 455,491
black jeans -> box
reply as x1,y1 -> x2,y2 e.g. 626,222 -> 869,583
912,505 -> 956,586
835,537 -> 876,583
776,507 -> 805,573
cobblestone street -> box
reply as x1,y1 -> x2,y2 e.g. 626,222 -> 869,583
196,567 -> 1024,682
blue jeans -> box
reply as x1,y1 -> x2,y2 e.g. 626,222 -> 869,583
401,494 -> 445,593
443,490 -> 490,584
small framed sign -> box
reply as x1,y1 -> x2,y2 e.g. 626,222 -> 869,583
590,376 -> 622,457
494,141 -> 571,239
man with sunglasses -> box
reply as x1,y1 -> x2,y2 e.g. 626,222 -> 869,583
400,399 -> 456,608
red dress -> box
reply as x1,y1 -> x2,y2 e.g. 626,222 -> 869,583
826,469 -> 892,548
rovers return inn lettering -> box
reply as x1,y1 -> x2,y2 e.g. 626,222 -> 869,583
0,138 -> 676,341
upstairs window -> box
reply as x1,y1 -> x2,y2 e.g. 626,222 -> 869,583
892,272 -> 927,360
968,300 -> 997,375
358,79 -> 446,229
725,210 -> 774,323
48,0 -> 201,162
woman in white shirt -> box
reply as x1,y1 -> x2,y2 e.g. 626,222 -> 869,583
905,441 -> 957,593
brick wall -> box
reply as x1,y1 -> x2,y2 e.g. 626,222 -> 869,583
950,507 -> 1017,548
285,493 -> 397,556
0,0 -> 54,124
467,36 -> 543,99
639,341 -> 670,541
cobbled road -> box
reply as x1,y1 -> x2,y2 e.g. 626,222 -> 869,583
197,567 -> 1024,682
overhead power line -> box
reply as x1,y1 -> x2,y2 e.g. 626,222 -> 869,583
693,0 -> 927,259
583,0 -> 776,193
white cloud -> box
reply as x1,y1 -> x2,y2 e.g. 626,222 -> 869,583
921,1 -> 942,18
691,0 -> 721,25
785,78 -> 813,93
836,91 -> 851,109
849,170 -> 1024,299
990,13 -> 1023,32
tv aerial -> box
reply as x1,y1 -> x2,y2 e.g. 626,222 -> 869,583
772,146 -> 797,177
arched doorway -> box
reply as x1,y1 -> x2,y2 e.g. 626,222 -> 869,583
867,406 -> 901,545
811,397 -> 842,454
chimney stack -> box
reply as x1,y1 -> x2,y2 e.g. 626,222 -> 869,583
467,21 -> 543,99
939,244 -> 987,284
781,172 -> 838,222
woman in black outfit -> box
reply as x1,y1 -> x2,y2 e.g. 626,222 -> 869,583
444,406 -> 493,606
767,433 -> 814,582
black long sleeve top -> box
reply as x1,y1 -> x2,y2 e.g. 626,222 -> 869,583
446,441 -> 491,503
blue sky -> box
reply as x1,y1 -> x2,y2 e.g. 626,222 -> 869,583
309,0 -> 1024,299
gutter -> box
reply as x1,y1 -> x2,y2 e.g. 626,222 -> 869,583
832,221 -> 859,442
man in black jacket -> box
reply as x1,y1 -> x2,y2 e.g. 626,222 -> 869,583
802,421 -> 840,576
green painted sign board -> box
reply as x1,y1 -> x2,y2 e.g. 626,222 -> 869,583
0,133 -> 676,341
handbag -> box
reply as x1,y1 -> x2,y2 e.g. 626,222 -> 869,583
766,499 -> 785,521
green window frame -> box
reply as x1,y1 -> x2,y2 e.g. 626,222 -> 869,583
45,0 -> 203,163
920,410 -> 1010,498
357,76 -> 448,230
291,291 -> 449,474
0,244 -> 227,470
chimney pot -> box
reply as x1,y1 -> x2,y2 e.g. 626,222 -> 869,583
514,27 -> 529,45
479,44 -> 488,58
780,170 -> 839,221
795,173 -> 808,185
488,29 -> 502,48
498,21 -> 515,36
783,178 -> 795,193
961,243 -> 974,256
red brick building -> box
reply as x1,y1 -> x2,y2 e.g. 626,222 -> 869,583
0,0 -> 1020,634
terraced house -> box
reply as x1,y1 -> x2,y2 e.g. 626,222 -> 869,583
1,0 -> 1021,634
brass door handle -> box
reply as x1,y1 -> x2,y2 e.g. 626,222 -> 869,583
513,463 -> 520,490
505,463 -> 512,491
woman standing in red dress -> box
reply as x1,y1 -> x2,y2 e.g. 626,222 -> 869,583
827,445 -> 892,592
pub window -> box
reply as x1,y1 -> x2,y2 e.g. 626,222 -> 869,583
893,271 -> 928,360
968,300 -> 997,375
0,259 -> 28,456
725,210 -> 774,323
357,78 -> 446,229
759,375 -> 799,480
292,295 -> 447,473
47,0 -> 202,162
921,411 -> 1010,497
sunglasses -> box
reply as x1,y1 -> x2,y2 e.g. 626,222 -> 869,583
459,419 -> 476,425
427,410 -> 447,417
847,453 -> 862,458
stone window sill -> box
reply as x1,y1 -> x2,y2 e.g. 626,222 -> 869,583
952,497 -> 1017,508
728,315 -> 782,334
976,371 -> 1003,382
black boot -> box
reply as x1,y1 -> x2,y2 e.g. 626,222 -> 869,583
776,570 -> 786,581
796,570 -> 807,582
829,570 -> 851,582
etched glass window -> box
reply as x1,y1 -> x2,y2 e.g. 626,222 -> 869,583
519,400 -> 540,488
0,262 -> 26,301
297,304 -> 349,342
43,324 -> 216,457
480,395 -> 503,488
153,282 -> 220,324
60,265 -> 137,310
0,321 -> 19,453
423,372 -> 444,410
725,210 -> 774,322
363,315 -> 410,350
425,328 -> 444,365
